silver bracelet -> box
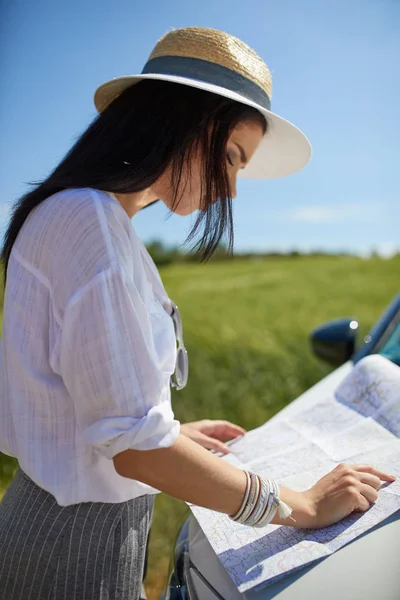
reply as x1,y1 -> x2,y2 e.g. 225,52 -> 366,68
246,476 -> 270,527
244,474 -> 263,526
230,473 -> 294,528
230,471 -> 251,521
238,473 -> 260,524
255,478 -> 294,527
253,479 -> 275,527
232,472 -> 259,524
254,490 -> 276,527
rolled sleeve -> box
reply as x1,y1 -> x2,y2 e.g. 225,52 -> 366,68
59,265 -> 180,458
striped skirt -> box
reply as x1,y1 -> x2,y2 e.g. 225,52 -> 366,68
0,469 -> 154,600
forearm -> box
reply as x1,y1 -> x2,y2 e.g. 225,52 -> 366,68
113,434 -> 313,526
114,433 -> 247,516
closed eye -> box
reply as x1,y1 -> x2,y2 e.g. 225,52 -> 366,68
227,152 -> 234,167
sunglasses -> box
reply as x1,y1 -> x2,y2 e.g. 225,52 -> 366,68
169,301 -> 189,390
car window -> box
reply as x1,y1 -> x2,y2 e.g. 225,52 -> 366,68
379,321 -> 400,366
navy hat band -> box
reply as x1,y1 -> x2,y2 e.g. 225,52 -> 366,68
141,55 -> 271,111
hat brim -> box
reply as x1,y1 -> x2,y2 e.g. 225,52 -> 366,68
94,73 -> 311,180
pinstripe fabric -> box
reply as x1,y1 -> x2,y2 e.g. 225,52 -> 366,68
0,470 -> 154,600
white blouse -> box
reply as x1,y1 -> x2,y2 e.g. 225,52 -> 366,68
0,188 -> 180,506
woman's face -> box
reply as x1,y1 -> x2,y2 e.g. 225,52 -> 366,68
153,120 -> 264,216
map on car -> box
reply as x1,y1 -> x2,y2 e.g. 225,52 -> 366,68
191,355 -> 400,594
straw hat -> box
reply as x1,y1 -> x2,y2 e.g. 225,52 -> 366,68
94,27 -> 311,179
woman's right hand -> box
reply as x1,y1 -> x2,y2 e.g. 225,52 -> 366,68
280,463 -> 396,529
114,435 -> 396,531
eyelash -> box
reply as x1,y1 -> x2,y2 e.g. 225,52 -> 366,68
227,152 -> 234,166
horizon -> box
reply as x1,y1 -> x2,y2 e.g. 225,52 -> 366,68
1,0 -> 398,256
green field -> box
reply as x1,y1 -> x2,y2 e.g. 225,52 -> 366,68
0,255 -> 398,599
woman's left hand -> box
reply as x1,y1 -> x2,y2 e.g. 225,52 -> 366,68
180,420 -> 246,455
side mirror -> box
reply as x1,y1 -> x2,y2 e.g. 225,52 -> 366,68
310,318 -> 359,367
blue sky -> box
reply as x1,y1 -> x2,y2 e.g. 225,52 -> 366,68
1,0 -> 398,255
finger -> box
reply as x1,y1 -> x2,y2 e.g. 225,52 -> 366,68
358,482 -> 379,504
208,421 -> 246,440
355,472 -> 382,490
353,492 -> 371,512
209,420 -> 245,433
201,435 -> 232,455
224,421 -> 246,435
351,464 -> 396,482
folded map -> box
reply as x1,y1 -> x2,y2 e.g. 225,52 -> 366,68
190,354 -> 400,594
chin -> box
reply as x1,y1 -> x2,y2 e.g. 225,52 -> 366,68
158,198 -> 192,216
171,204 -> 199,216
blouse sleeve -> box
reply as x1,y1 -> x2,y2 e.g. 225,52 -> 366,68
59,264 -> 180,459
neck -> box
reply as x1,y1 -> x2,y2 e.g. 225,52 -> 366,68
114,188 -> 158,218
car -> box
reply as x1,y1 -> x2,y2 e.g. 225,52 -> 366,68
160,294 -> 400,600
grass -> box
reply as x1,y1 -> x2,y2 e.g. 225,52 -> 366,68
0,254 -> 398,599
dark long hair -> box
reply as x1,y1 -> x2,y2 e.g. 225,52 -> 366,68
2,79 -> 266,279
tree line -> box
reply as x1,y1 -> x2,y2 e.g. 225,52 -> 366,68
145,240 -> 370,266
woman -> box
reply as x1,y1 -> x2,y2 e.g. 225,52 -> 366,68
0,27 -> 394,600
